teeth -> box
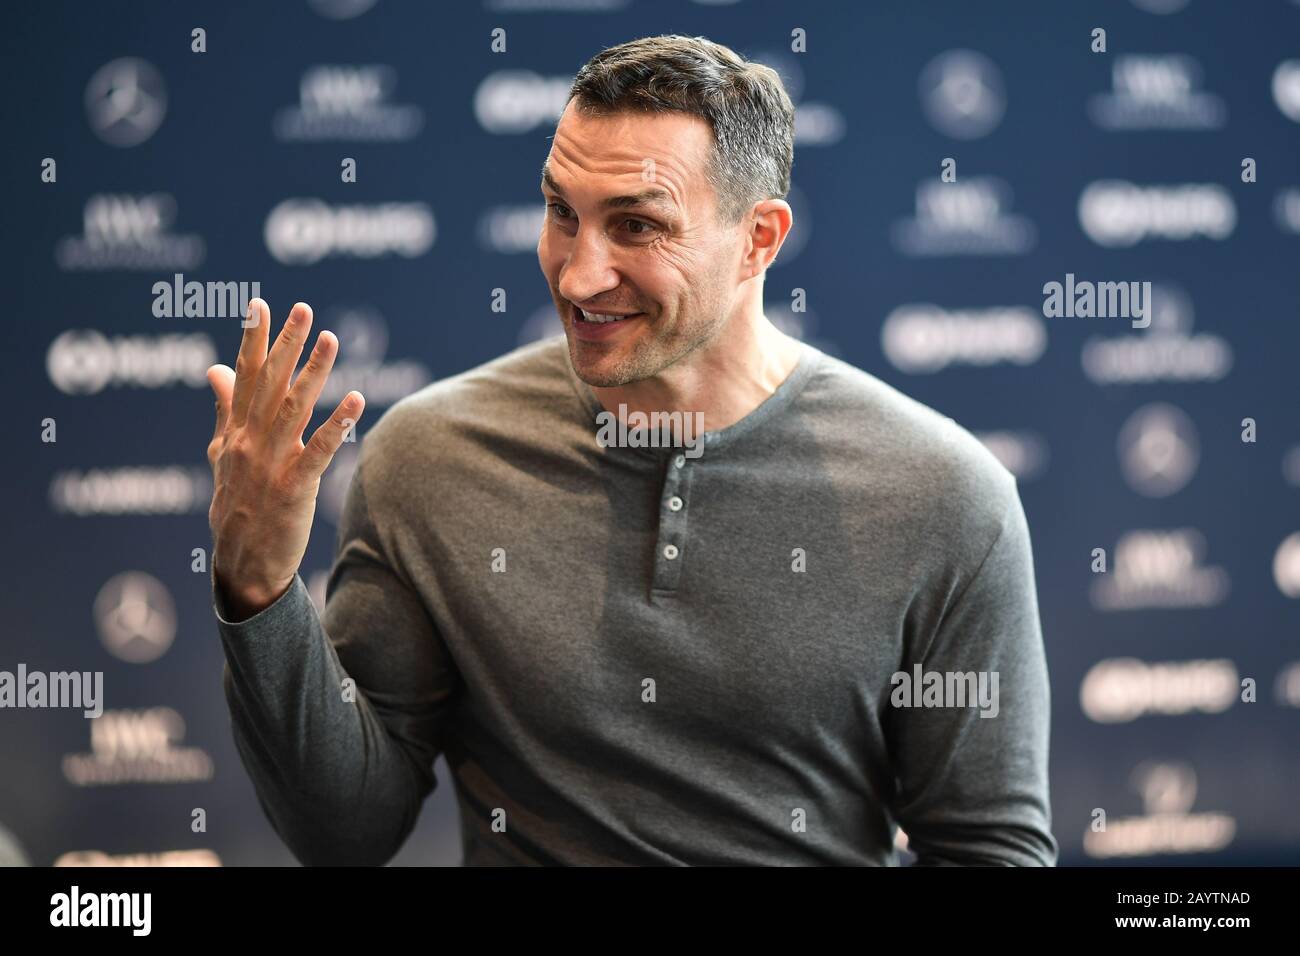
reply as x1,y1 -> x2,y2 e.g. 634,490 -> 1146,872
579,308 -> 631,324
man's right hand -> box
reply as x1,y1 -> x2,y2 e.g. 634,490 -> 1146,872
206,298 -> 365,621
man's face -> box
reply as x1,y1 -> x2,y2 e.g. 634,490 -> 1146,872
538,99 -> 743,387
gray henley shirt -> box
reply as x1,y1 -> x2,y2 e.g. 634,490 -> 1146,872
213,335 -> 1058,866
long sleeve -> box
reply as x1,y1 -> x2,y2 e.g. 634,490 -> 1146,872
213,451 -> 462,866
886,484 -> 1058,866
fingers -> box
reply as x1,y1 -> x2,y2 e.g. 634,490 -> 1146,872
269,329 -> 339,446
297,392 -> 365,480
247,302 -> 313,433
230,298 -> 270,428
207,364 -> 235,442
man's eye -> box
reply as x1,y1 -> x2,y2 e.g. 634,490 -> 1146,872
546,204 -> 655,238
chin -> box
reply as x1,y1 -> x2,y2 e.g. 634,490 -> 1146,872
570,354 -> 632,388
565,338 -> 639,388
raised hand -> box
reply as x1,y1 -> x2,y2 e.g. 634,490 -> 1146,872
206,298 -> 365,620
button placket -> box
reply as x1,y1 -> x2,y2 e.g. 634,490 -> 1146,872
651,450 -> 696,594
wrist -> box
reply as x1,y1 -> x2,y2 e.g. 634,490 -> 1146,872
215,570 -> 293,622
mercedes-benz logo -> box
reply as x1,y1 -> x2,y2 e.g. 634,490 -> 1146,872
1130,0 -> 1191,14
919,49 -> 1006,140
1133,761 -> 1197,815
330,307 -> 390,365
308,0 -> 379,19
85,58 -> 167,148
94,571 -> 176,664
1118,403 -> 1199,498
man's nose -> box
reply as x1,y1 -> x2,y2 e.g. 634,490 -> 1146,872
557,226 -> 620,305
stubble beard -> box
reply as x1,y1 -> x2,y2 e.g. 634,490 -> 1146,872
565,309 -> 722,388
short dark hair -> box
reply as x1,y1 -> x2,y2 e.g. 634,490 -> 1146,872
567,34 -> 795,226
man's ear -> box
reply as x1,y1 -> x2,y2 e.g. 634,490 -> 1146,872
741,199 -> 793,280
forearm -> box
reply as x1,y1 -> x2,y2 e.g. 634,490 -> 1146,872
216,572 -> 429,866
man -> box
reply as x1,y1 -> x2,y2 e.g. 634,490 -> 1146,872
207,34 -> 1057,866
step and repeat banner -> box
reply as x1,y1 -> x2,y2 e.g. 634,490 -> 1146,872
2,0 -> 1297,866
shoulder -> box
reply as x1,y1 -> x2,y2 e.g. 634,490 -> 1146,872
379,335 -> 571,428
343,336 -> 578,518
802,348 -> 1022,558
359,336 -> 573,458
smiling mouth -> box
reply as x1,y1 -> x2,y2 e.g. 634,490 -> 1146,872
570,303 -> 646,325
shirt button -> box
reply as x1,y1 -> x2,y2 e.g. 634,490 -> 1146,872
674,454 -> 686,468
663,544 -> 679,560
668,496 -> 683,512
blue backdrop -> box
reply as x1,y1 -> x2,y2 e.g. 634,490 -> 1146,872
1,0 -> 1297,866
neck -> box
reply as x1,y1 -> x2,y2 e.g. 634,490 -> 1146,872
590,298 -> 804,433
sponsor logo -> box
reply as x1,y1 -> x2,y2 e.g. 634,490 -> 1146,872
1085,762 -> 1235,858
1079,181 -> 1235,247
1092,529 -> 1228,610
273,65 -> 423,141
1273,59 -> 1300,122
55,849 -> 221,867
55,194 -> 204,271
93,572 -> 176,664
474,70 -> 571,134
1082,283 -> 1231,384
1130,0 -> 1190,12
918,49 -> 1005,139
1081,658 -> 1237,723
892,177 -> 1036,256
308,0 -> 378,18
1273,532 -> 1300,598
973,431 -> 1049,481
85,58 -> 166,147
1118,403 -> 1199,497
1088,55 -> 1226,130
314,306 -> 431,408
882,304 -> 1045,373
62,707 -> 214,786
264,199 -> 434,264
50,466 -> 212,516
47,329 -> 216,395
1274,187 -> 1300,234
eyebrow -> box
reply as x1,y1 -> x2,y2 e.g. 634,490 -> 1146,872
541,161 -> 678,220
